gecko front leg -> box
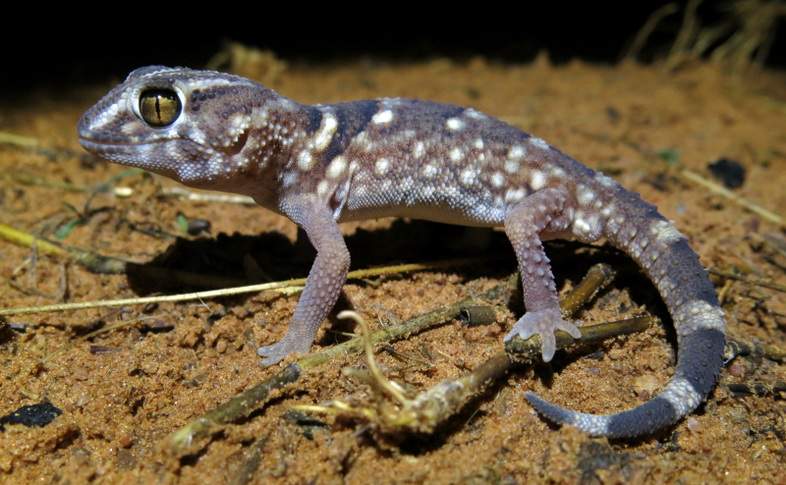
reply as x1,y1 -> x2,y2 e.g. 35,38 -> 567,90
503,188 -> 582,362
257,197 -> 350,366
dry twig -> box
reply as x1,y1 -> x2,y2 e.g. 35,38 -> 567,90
165,276 -> 516,455
0,258 -> 487,317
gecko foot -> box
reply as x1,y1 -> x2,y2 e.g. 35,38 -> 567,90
504,308 -> 581,362
257,334 -> 311,367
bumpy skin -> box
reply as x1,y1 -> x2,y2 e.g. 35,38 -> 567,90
78,66 -> 726,438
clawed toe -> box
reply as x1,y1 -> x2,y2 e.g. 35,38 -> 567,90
256,346 -> 286,366
556,319 -> 582,339
504,308 -> 581,362
257,337 -> 309,366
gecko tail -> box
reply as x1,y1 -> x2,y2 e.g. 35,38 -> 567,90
524,391 -> 673,437
518,184 -> 728,438
525,334 -> 722,438
524,310 -> 725,438
524,374 -> 702,438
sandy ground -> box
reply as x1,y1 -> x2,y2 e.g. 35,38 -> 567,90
0,53 -> 785,483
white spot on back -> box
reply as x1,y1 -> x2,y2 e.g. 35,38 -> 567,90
460,168 -> 477,186
313,112 -> 338,151
446,117 -> 464,131
449,147 -> 463,162
530,170 -> 547,190
375,157 -> 390,176
474,138 -> 484,150
491,172 -> 505,188
508,145 -> 526,160
316,180 -> 330,197
372,109 -> 394,124
326,156 -> 347,179
504,160 -> 520,174
577,184 -> 596,205
530,137 -> 550,150
422,164 -> 438,178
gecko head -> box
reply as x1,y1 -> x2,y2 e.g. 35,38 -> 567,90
78,66 -> 275,190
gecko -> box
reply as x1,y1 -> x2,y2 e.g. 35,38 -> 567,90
77,66 -> 725,438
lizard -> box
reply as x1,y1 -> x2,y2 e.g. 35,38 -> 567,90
77,66 -> 726,438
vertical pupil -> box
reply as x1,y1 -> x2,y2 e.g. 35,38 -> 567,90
140,89 -> 180,126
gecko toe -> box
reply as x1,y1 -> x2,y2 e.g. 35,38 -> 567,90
505,308 -> 580,362
259,353 -> 285,367
257,336 -> 310,367
256,344 -> 287,366
557,319 -> 582,339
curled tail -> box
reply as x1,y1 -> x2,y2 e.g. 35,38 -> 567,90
527,190 -> 726,438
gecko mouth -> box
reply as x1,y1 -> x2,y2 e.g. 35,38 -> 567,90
77,137 -> 177,170
78,137 -> 168,149
78,137 -> 207,161
77,137 -> 215,185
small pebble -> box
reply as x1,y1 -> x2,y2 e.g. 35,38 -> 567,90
708,158 -> 745,189
187,218 -> 212,235
686,416 -> 701,433
0,401 -> 62,430
216,339 -> 227,353
727,359 -> 747,378
633,374 -> 660,397
606,106 -> 620,123
117,433 -> 135,448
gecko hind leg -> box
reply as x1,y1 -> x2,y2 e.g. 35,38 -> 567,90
503,188 -> 581,362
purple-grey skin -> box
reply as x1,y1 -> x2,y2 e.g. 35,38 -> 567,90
78,66 -> 725,438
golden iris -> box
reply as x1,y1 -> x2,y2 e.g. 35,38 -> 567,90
139,89 -> 181,127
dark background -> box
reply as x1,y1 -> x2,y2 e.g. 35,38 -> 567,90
1,1 -> 784,93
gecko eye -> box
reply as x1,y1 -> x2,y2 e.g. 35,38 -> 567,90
139,89 -> 181,127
